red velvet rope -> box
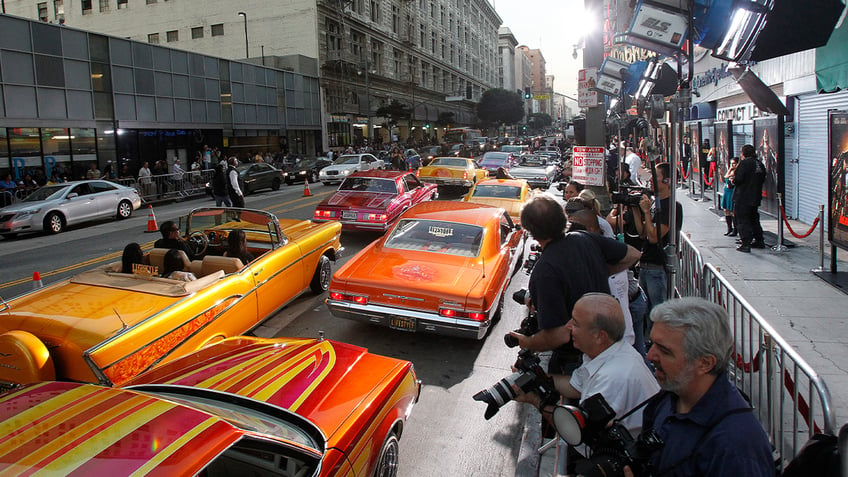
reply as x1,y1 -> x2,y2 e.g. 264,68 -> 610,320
703,162 -> 716,186
678,161 -> 690,179
780,205 -> 820,239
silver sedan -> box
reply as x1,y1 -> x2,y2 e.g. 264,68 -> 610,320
0,180 -> 142,238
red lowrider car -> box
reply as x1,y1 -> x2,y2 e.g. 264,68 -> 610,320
0,336 -> 420,477
326,201 -> 524,339
313,170 -> 438,232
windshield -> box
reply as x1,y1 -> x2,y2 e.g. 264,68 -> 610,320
188,208 -> 282,248
385,219 -> 484,257
500,145 -> 524,153
335,155 -> 361,165
520,156 -> 547,167
339,177 -> 398,194
480,154 -> 508,167
23,185 -> 67,201
472,184 -> 522,199
430,158 -> 467,167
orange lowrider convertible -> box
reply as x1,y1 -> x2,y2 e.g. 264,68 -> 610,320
0,336 -> 420,477
0,207 -> 342,389
326,201 -> 524,339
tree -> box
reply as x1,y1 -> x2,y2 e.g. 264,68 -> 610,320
374,100 -> 411,128
476,88 -> 525,126
436,111 -> 455,128
527,112 -> 553,130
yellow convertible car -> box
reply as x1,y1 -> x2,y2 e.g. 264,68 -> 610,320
0,207 -> 342,389
462,178 -> 533,223
416,156 -> 489,189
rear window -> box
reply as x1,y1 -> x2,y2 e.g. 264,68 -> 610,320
429,158 -> 467,167
385,219 -> 483,257
472,184 -> 522,199
339,177 -> 398,194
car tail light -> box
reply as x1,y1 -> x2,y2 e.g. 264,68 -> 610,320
439,308 -> 486,321
463,171 -> 468,180
330,291 -> 368,304
416,169 -> 420,177
365,213 -> 387,222
314,209 -> 334,218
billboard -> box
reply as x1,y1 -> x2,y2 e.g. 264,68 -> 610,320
753,116 -> 783,217
829,111 -> 848,251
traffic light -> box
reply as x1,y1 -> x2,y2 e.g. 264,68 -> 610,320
524,87 -> 531,99
424,123 -> 431,129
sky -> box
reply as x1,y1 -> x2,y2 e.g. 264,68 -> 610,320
490,0 -> 592,99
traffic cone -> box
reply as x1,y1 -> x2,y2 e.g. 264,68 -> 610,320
32,271 -> 43,289
145,205 -> 159,233
303,180 -> 312,197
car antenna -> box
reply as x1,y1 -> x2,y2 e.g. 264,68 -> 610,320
318,330 -> 325,342
112,307 -> 128,331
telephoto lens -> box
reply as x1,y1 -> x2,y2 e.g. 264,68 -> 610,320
472,371 -> 536,420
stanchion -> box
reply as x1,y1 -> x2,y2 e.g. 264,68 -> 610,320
812,204 -> 828,272
773,193 -> 788,252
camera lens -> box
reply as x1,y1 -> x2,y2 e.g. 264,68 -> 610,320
504,333 -> 519,348
473,371 -> 529,420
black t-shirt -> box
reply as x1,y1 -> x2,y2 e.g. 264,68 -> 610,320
529,231 -> 628,335
640,197 -> 683,266
153,237 -> 196,261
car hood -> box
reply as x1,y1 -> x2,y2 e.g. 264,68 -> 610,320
322,164 -> 359,173
511,166 -> 553,176
0,201 -> 52,213
125,336 -> 416,448
320,191 -> 395,209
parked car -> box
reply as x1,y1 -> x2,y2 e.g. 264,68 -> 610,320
326,201 -> 524,339
237,161 -> 285,194
319,154 -> 385,185
0,180 -> 141,238
462,178 -> 533,222
509,154 -> 559,189
0,335 -> 420,477
0,207 -> 342,388
416,157 -> 489,189
313,170 -> 437,232
284,157 -> 334,185
478,151 -> 518,176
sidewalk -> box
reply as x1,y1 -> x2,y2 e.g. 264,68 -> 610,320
526,184 -> 848,477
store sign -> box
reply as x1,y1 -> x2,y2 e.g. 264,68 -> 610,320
716,103 -> 774,122
692,63 -> 734,89
609,46 -> 657,64
578,68 -> 599,108
571,146 -> 606,186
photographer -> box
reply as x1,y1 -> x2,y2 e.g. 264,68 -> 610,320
626,297 -> 773,477
512,196 -> 641,375
632,163 -> 682,317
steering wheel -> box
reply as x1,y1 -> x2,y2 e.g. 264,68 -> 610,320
187,231 -> 209,257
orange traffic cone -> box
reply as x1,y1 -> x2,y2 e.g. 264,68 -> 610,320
32,271 -> 43,289
145,205 -> 159,233
303,180 -> 312,197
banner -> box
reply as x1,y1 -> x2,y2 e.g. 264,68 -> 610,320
753,117 -> 782,217
829,111 -> 848,250
571,146 -> 606,186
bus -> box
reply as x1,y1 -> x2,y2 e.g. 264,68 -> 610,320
444,127 -> 483,145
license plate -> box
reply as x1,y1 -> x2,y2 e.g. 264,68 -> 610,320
342,211 -> 358,220
389,316 -> 416,332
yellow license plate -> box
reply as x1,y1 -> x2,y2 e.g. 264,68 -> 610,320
389,316 -> 416,332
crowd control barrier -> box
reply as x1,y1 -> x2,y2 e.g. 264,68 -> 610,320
116,170 -> 212,204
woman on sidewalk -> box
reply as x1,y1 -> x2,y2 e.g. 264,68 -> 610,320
723,157 -> 739,236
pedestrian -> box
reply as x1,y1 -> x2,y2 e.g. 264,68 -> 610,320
722,157 -> 739,236
732,144 -> 766,252
212,162 -> 232,207
227,157 -> 245,208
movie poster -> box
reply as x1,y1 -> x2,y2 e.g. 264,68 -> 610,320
753,117 -> 781,216
687,122 -> 700,184
715,120 -> 733,180
829,111 -> 848,250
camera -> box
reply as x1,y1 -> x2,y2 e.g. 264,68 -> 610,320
553,393 -> 663,477
610,186 -> 650,207
503,289 -> 539,348
472,348 -> 559,420
522,242 -> 542,274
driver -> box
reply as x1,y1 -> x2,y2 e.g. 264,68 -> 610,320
154,220 -> 197,260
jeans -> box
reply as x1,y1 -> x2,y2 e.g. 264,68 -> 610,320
629,288 -> 648,357
639,266 -> 668,336
214,194 -> 232,207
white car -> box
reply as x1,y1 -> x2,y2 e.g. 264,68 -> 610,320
0,180 -> 142,238
318,153 -> 385,185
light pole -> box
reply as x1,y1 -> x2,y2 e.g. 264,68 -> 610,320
237,12 -> 248,58
358,62 -> 373,144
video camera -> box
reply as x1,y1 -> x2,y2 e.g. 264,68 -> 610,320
472,348 -> 559,420
553,393 -> 663,477
503,289 -> 539,348
610,185 -> 651,207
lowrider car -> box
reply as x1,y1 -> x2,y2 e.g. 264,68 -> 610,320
0,336 -> 420,477
313,170 -> 438,232
0,179 -> 141,237
462,178 -> 533,222
416,157 -> 489,189
510,154 -> 558,189
319,153 -> 385,186
478,151 -> 518,176
0,207 -> 342,389
326,201 -> 524,340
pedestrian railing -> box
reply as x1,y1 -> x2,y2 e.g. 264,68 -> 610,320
673,232 -> 704,299
116,171 -> 212,204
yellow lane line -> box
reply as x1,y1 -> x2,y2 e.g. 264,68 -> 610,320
0,192 -> 331,291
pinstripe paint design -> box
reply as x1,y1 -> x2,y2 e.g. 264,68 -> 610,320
164,340 -> 336,411
127,416 -> 220,477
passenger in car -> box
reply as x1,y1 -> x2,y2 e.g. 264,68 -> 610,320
161,249 -> 196,281
121,242 -> 145,274
224,230 -> 255,264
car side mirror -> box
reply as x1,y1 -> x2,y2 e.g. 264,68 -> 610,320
67,192 -> 79,199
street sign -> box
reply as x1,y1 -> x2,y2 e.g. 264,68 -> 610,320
571,146 -> 606,186
578,68 -> 599,108
445,96 -> 464,102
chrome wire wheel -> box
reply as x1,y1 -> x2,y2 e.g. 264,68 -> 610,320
374,433 -> 399,477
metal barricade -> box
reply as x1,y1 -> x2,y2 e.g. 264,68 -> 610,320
701,263 -> 836,470
673,232 -> 704,299
129,170 -> 212,204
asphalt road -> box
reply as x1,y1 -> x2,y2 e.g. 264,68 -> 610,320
0,180 -> 532,477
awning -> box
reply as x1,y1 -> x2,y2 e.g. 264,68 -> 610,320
817,11 -> 848,92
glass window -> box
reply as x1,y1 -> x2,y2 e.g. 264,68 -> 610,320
35,55 -> 65,87
70,128 -> 96,174
152,46 -> 170,70
110,38 -> 132,65
155,71 -> 172,96
37,87 -> 67,118
135,68 -> 154,95
174,98 -> 190,121
156,97 -> 174,121
148,33 -> 159,44
90,62 -> 110,92
132,42 -> 153,68
1,51 -> 34,84
88,34 -> 109,63
114,94 -> 136,119
191,27 -> 203,39
112,66 -> 133,93
5,86 -> 37,118
66,90 -> 93,119
205,79 -> 218,101
0,16 -> 32,51
42,128 -> 71,180
190,76 -> 205,99
61,29 -> 88,60
204,57 -> 219,78
171,50 -> 188,73
166,30 -> 178,42
81,0 -> 92,13
99,0 -> 109,12
190,54 -> 204,76
117,0 -> 127,8
211,23 -> 224,36
38,2 -> 49,21
32,22 -> 62,56
0,128 -> 9,185
172,74 -> 189,97
146,0 -> 156,3
93,91 -> 114,119
136,95 -> 155,121
9,128 -> 42,179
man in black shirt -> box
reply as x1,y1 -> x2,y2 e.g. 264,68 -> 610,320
510,195 -> 641,374
153,220 -> 196,261
733,144 -> 766,252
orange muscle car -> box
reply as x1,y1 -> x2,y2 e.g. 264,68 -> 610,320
415,156 -> 489,188
462,178 -> 534,223
326,201 -> 524,339
0,207 -> 342,389
0,336 -> 420,477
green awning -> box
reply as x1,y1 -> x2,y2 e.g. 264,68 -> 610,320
817,14 -> 848,92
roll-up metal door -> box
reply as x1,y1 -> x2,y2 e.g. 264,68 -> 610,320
797,90 -> 848,225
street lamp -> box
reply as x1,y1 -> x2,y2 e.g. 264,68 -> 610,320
357,62 -> 376,144
237,12 -> 249,58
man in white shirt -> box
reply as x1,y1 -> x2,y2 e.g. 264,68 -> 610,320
624,147 -> 643,186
